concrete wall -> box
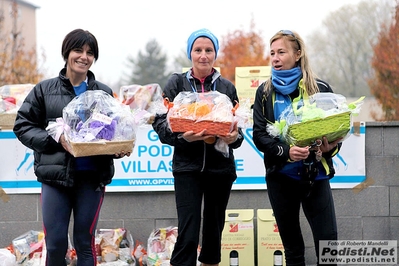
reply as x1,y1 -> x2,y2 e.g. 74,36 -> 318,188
1,122 -> 398,265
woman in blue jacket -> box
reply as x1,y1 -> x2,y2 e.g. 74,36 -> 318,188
13,29 -> 130,266
252,30 -> 342,266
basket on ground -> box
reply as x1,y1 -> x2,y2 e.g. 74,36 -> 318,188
286,111 -> 351,147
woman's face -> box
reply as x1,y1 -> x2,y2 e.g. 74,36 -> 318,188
270,38 -> 300,71
66,44 -> 94,75
190,37 -> 216,76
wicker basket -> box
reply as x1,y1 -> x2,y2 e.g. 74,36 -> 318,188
169,117 -> 232,136
69,139 -> 135,157
286,111 -> 351,147
0,113 -> 17,130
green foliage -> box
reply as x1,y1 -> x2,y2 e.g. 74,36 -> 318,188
173,48 -> 192,71
124,39 -> 171,89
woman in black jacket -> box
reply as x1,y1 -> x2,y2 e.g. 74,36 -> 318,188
13,29 -> 129,266
152,28 -> 243,266
252,30 -> 342,266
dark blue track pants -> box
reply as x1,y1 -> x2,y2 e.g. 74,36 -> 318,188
41,181 -> 104,266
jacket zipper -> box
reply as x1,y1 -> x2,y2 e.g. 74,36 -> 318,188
201,142 -> 206,172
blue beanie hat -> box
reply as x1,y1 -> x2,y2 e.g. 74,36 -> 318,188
186,28 -> 219,61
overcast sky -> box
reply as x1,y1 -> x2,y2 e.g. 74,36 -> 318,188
28,0 -> 365,88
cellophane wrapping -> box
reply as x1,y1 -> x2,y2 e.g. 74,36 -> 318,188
11,230 -> 44,264
95,228 -> 136,265
267,93 -> 364,147
166,91 -> 235,136
147,226 -> 178,266
0,84 -> 34,129
119,83 -> 167,126
47,90 -> 136,157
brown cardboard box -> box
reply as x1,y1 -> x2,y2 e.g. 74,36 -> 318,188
257,209 -> 286,266
220,209 -> 255,266
235,66 -> 271,104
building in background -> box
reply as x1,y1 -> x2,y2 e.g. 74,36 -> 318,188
0,0 -> 39,52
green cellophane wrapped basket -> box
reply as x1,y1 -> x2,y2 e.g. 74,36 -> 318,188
285,111 -> 351,147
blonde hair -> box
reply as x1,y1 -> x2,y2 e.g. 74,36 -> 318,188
263,30 -> 319,96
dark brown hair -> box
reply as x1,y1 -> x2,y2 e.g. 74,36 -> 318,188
61,29 -> 99,62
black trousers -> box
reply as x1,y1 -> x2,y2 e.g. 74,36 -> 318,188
266,173 -> 337,266
170,171 -> 235,266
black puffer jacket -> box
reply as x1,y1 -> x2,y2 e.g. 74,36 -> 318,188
152,70 -> 243,175
252,79 -> 341,178
13,68 -> 115,188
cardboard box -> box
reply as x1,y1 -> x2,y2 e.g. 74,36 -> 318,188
220,209 -> 254,266
235,66 -> 271,104
257,209 -> 286,266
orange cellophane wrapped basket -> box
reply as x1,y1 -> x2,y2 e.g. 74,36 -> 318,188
168,117 -> 232,136
166,91 -> 236,136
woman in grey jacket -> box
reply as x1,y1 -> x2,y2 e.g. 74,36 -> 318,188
13,29 -> 129,266
152,28 -> 243,266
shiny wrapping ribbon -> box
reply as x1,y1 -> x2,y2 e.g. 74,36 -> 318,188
46,117 -> 71,142
352,177 -> 375,194
353,121 -> 361,136
0,186 -> 10,203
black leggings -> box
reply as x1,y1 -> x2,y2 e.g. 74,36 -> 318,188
266,174 -> 337,266
170,171 -> 235,266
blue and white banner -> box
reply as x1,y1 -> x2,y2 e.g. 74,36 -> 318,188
0,123 -> 365,194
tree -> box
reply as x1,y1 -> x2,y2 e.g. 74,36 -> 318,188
173,48 -> 192,72
0,1 -> 44,85
368,3 -> 399,121
124,39 -> 171,89
307,0 -> 393,97
216,19 -> 270,84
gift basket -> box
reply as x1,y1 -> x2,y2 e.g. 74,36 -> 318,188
166,91 -> 237,136
147,226 -> 201,266
119,83 -> 166,126
0,84 -> 34,129
268,93 -> 365,147
47,90 -> 136,157
95,228 -> 136,265
0,113 -> 16,130
11,230 -> 45,264
147,226 -> 178,266
0,248 -> 16,266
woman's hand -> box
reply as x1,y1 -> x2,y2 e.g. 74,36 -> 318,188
289,146 -> 310,161
114,151 -> 131,158
59,134 -> 73,155
181,130 -> 214,142
218,122 -> 239,145
319,136 -> 342,153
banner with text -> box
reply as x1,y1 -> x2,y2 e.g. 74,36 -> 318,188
0,123 -> 365,194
